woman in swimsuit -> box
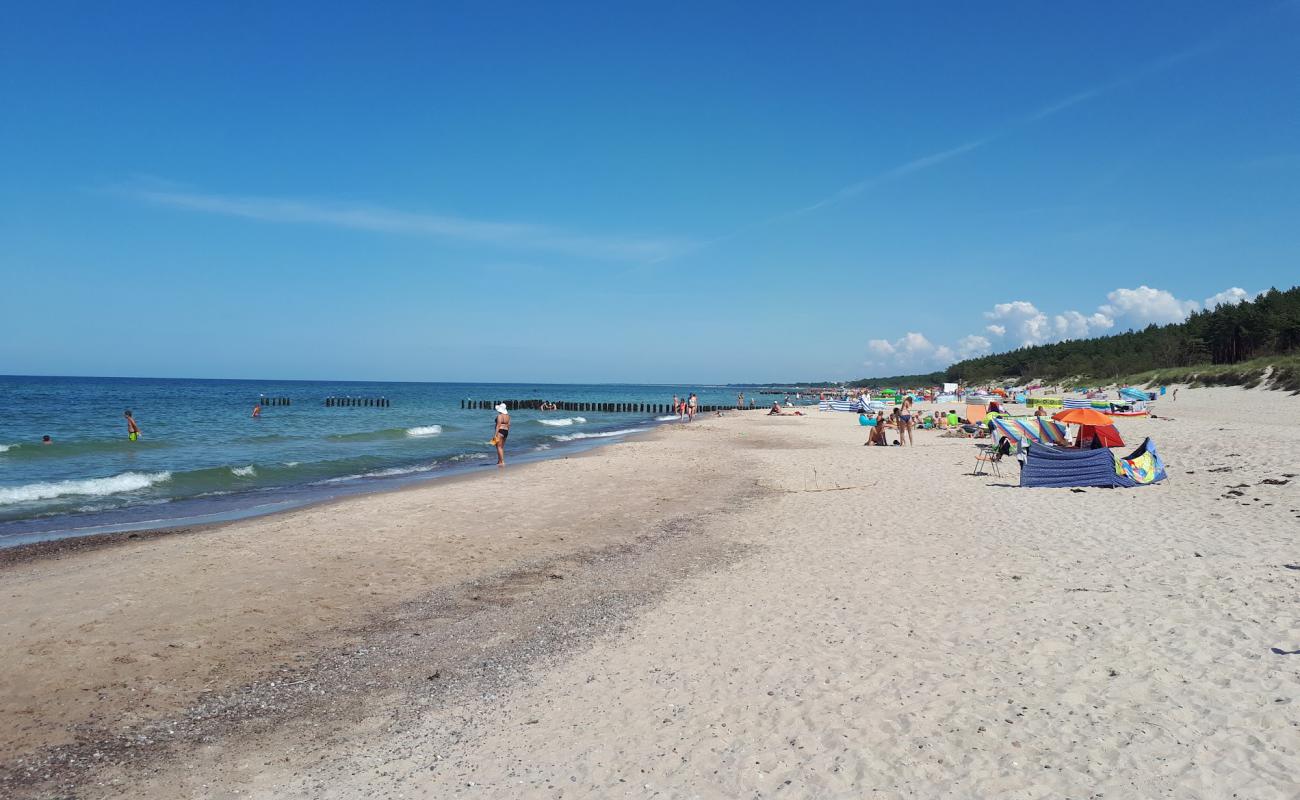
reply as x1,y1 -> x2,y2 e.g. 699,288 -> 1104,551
492,403 -> 510,466
899,396 -> 914,446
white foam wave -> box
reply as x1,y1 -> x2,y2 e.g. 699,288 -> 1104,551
312,462 -> 438,485
406,425 -> 443,437
231,465 -> 257,477
537,417 -> 587,427
552,428 -> 648,442
0,444 -> 13,453
0,471 -> 172,506
284,461 -> 300,467
363,463 -> 438,478
534,443 -> 551,450
656,415 -> 681,421
450,453 -> 490,461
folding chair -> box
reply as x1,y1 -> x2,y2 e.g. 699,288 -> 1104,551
973,444 -> 1003,477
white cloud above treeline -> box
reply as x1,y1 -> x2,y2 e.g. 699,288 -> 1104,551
862,285 -> 1257,374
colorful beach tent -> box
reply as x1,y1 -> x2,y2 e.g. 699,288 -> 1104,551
1020,437 -> 1167,488
992,416 -> 1069,446
1120,387 -> 1150,403
1077,423 -> 1124,448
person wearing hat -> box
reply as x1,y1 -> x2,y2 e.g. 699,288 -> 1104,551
491,403 -> 511,466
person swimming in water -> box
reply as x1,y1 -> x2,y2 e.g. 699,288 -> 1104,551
125,410 -> 141,441
492,403 -> 510,466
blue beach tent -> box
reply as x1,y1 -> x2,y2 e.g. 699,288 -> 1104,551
1020,438 -> 1168,489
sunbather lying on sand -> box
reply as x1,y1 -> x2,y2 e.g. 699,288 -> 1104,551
768,402 -> 804,416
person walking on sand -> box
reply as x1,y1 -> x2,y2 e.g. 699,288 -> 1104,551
688,393 -> 698,422
491,403 -> 510,466
124,410 -> 141,442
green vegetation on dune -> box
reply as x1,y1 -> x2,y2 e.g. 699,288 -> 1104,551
842,286 -> 1300,391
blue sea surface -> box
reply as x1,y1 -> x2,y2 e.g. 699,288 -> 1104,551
0,376 -> 779,547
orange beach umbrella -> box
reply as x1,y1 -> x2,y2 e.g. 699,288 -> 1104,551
1052,408 -> 1113,426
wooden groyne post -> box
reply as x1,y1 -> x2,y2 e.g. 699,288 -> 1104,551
325,396 -> 390,407
458,398 -> 742,414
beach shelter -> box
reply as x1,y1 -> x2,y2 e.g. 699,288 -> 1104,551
992,416 -> 1070,447
965,404 -> 988,424
1020,437 -> 1167,488
1120,387 -> 1150,403
1076,423 -> 1124,448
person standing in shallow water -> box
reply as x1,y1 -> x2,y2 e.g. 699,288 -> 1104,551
492,403 -> 510,466
124,410 -> 141,442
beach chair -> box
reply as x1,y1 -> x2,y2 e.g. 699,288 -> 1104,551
973,443 -> 1004,477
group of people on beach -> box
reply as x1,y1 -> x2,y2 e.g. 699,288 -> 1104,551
862,396 -> 918,446
672,394 -> 699,421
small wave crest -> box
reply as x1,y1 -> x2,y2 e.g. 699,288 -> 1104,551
656,415 -> 681,421
0,444 -> 13,453
312,462 -> 438,485
536,417 -> 587,427
0,471 -> 173,506
552,428 -> 648,442
405,425 -> 443,437
231,465 -> 257,477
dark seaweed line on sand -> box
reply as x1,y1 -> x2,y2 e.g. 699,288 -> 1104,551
0,481 -> 769,799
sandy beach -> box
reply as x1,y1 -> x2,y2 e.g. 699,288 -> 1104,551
3,386 -> 1299,799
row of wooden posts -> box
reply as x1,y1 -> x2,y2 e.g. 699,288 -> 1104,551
325,397 -> 390,407
461,399 -> 753,414
258,396 -> 291,406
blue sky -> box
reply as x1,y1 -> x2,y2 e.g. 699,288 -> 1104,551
2,1 -> 1297,383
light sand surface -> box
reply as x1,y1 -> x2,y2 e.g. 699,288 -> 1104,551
3,387 -> 1299,798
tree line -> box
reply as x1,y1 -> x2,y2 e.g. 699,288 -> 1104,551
841,285 -> 1300,387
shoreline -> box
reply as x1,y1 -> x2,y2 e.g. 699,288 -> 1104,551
0,413 -> 683,554
0,414 -> 773,797
4,388 -> 1299,798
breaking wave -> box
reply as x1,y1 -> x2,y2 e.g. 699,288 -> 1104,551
536,417 -> 587,427
0,471 -> 173,506
552,428 -> 648,442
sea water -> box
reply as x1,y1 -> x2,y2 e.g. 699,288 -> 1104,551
0,376 -> 760,547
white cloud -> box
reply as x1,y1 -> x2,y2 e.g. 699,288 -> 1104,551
867,339 -> 896,356
122,186 -> 692,262
1054,309 -> 1114,339
864,332 -> 948,371
956,334 -> 992,358
860,284 -> 1252,377
1204,287 -> 1252,309
1099,285 -> 1199,326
